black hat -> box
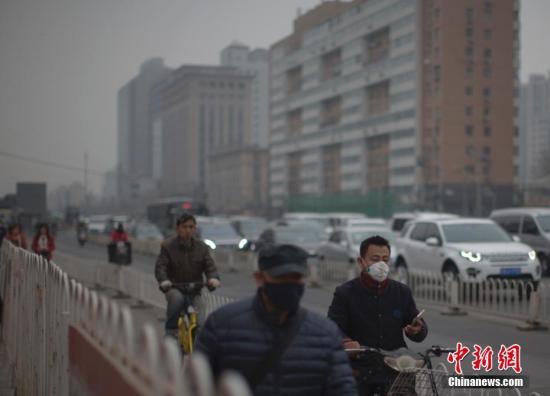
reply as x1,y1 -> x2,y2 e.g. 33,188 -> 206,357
257,244 -> 308,277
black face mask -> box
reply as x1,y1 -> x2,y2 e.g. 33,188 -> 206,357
263,282 -> 305,313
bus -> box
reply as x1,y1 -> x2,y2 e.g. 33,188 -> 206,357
146,197 -> 209,235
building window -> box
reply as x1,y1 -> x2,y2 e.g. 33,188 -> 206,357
364,26 -> 390,64
484,107 -> 491,117
484,48 -> 492,59
322,144 -> 341,193
465,106 -> 473,116
366,81 -> 390,116
484,87 -> 492,98
321,48 -> 342,81
286,66 -> 302,94
287,152 -> 302,195
484,126 -> 492,136
465,125 -> 474,136
465,47 -> 474,57
321,96 -> 342,127
366,135 -> 389,190
465,27 -> 473,38
483,67 -> 492,78
465,86 -> 473,96
287,108 -> 303,136
466,65 -> 474,77
466,7 -> 474,20
484,29 -> 492,39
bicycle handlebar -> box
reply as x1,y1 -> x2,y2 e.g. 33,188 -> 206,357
426,345 -> 456,356
172,282 -> 216,292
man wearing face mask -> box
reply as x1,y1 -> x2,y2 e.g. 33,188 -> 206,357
328,235 -> 427,352
194,244 -> 357,396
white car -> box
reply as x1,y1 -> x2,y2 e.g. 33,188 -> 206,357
394,218 -> 541,283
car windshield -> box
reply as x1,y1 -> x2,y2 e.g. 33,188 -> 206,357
442,223 -> 512,243
239,220 -> 268,237
537,215 -> 550,232
351,230 -> 395,245
200,223 -> 240,240
276,228 -> 324,244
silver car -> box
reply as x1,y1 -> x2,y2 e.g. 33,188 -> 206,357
316,227 -> 396,267
394,218 -> 541,283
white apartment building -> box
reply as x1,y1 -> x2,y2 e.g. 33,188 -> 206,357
269,0 -> 419,209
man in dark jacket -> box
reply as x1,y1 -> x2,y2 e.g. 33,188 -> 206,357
155,213 -> 220,338
328,235 -> 427,351
195,244 -> 357,396
328,236 -> 426,395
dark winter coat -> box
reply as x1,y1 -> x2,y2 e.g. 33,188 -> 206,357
328,277 -> 427,351
195,292 -> 357,396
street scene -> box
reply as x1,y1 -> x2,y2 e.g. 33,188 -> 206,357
1,0 -> 550,395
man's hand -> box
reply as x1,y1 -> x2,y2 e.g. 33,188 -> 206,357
207,278 -> 220,288
160,280 -> 173,293
404,318 -> 423,336
343,339 -> 360,350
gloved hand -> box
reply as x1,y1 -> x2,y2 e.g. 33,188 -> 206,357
160,280 -> 173,293
207,278 -> 220,289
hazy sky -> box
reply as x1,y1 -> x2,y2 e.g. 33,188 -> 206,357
0,0 -> 549,196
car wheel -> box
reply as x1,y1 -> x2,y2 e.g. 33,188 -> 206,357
442,262 -> 459,282
395,260 -> 409,286
539,254 -> 549,277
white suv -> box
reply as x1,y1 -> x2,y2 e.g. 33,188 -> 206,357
394,218 -> 541,283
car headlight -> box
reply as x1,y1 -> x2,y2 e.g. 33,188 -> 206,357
528,250 -> 537,261
204,239 -> 216,250
460,250 -> 482,263
238,238 -> 248,250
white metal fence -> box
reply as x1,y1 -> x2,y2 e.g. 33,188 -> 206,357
0,242 -> 250,396
212,250 -> 550,329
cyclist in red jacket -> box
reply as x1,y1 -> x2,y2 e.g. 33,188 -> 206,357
110,223 -> 128,242
32,223 -> 56,260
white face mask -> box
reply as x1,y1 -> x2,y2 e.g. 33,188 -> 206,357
366,261 -> 390,283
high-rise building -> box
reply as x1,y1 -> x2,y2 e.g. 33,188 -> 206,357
152,65 -> 265,213
221,42 -> 270,149
117,58 -> 171,202
268,0 -> 518,215
519,73 -> 550,204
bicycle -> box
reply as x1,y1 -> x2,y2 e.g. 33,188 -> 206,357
346,345 -> 456,396
170,282 -> 215,354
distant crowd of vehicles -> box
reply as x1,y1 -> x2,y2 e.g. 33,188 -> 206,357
76,194 -> 550,283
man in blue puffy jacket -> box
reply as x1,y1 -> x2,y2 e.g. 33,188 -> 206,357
194,244 -> 357,396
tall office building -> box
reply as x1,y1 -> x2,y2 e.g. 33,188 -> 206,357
221,42 -> 270,149
117,58 -> 171,202
152,65 -> 264,213
268,0 -> 518,215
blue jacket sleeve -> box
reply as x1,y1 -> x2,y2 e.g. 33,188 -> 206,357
194,311 -> 221,377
